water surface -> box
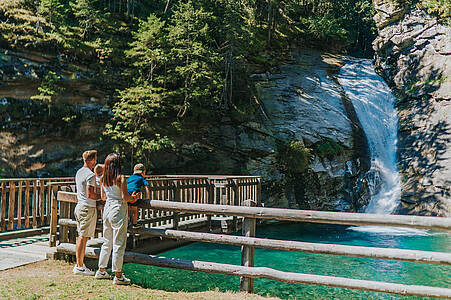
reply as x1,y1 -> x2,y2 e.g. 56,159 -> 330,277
123,222 -> 451,299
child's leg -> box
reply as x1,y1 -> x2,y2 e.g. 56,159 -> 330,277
131,206 -> 138,224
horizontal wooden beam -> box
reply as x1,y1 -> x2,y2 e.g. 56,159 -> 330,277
55,194 -> 451,230
57,191 -> 78,203
141,200 -> 451,231
59,219 -> 102,231
56,243 -> 451,298
58,218 -> 451,265
135,228 -> 451,265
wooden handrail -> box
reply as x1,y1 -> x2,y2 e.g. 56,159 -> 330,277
141,200 -> 451,231
57,218 -> 451,265
55,193 -> 451,230
54,192 -> 451,297
57,243 -> 451,299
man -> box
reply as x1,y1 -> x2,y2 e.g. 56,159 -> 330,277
73,150 -> 100,275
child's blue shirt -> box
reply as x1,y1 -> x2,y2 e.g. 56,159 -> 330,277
127,174 -> 149,194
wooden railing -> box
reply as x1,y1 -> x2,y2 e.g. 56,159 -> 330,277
0,178 -> 74,232
56,197 -> 451,299
49,176 -> 261,246
1,175 -> 261,234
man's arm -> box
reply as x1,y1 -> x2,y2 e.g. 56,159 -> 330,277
87,185 -> 100,200
86,174 -> 100,200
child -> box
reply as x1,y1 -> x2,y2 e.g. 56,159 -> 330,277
126,163 -> 150,229
94,164 -> 104,195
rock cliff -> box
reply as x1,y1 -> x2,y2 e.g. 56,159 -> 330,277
0,48 -> 371,211
0,49 -> 111,177
201,50 -> 371,210
373,0 -> 451,216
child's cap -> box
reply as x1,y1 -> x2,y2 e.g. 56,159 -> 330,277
133,163 -> 146,174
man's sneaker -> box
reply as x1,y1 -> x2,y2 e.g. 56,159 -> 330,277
73,264 -> 95,276
95,270 -> 111,280
113,274 -> 131,285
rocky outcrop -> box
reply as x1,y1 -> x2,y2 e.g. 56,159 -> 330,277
222,50 -> 370,210
0,49 -> 111,177
373,0 -> 451,216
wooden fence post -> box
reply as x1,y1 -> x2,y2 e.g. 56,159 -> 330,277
39,179 -> 45,226
1,182 -> 6,231
8,182 -> 16,231
257,178 -> 262,207
60,202 -> 68,243
173,182 -> 180,230
232,179 -> 238,231
17,181 -> 23,229
206,179 -> 213,232
32,180 -> 38,228
24,181 -> 30,228
49,185 -> 58,247
240,199 -> 256,293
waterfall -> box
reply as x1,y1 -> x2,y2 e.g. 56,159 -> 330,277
337,60 -> 401,214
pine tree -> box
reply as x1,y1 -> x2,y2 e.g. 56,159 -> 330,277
39,0 -> 65,27
70,0 -> 103,39
166,0 -> 222,118
125,14 -> 166,85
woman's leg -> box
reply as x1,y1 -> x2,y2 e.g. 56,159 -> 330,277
98,205 -> 113,272
111,203 -> 128,275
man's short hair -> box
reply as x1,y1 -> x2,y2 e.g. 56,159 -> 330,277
82,150 -> 97,162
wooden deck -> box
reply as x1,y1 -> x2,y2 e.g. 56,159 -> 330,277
0,175 -> 259,271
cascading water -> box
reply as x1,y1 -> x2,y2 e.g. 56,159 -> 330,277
337,59 -> 401,215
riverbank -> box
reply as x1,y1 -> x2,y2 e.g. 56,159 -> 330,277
0,260 -> 278,300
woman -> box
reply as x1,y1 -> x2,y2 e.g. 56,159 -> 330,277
95,153 -> 137,285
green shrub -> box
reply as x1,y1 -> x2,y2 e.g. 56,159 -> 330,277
277,140 -> 312,174
313,138 -> 344,160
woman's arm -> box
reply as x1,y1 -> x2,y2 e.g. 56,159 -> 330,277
100,183 -> 106,201
119,175 -> 135,203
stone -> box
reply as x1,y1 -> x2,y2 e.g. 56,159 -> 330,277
373,0 -> 451,216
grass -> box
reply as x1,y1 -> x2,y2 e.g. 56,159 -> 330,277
0,260 -> 279,300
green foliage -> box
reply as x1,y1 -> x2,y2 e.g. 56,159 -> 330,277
39,0 -> 66,26
277,140 -> 312,174
125,14 -> 166,85
313,138 -> 344,160
417,0 -> 451,24
301,15 -> 347,43
1,0 -> 379,164
105,85 -> 175,164
31,71 -> 65,106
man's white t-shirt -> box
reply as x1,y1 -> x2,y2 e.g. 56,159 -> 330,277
75,167 -> 97,207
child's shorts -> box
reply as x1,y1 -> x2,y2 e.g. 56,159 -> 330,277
128,198 -> 142,207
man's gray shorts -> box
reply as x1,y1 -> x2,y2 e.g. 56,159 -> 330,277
74,204 -> 97,238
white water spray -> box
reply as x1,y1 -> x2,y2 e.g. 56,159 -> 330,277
337,60 -> 401,214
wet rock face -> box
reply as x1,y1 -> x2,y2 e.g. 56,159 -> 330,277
235,50 -> 371,210
372,0 -> 451,216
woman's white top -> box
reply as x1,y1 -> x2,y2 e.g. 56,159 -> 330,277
103,184 -> 122,202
